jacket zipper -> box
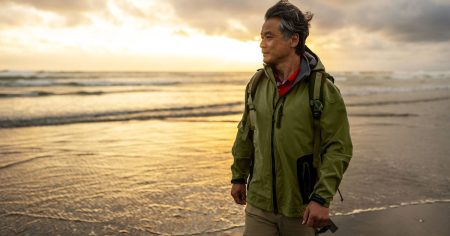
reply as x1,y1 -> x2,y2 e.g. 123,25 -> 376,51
271,91 -> 282,214
276,96 -> 286,128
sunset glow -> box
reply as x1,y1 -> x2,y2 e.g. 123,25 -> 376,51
0,0 -> 449,71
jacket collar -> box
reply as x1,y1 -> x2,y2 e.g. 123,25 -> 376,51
263,46 -> 324,86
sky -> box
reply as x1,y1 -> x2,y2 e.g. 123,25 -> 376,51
0,0 -> 449,72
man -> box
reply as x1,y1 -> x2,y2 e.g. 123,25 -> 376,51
230,1 -> 353,235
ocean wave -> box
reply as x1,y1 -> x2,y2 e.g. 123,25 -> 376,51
0,211 -> 103,224
0,155 -> 52,170
0,89 -> 158,98
0,79 -> 180,88
334,70 -> 450,80
333,199 -> 450,216
4,94 -> 448,127
0,70 -> 173,80
341,85 -> 450,97
391,71 -> 450,80
346,96 -> 450,107
0,102 -> 243,128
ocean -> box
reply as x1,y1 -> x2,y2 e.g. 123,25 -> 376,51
1,70 -> 449,235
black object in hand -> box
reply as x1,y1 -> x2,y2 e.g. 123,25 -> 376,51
317,219 -> 338,234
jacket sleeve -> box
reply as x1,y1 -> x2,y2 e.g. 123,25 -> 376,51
230,83 -> 254,184
312,80 -> 353,207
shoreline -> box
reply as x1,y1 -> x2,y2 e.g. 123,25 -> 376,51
215,201 -> 450,236
333,198 -> 450,216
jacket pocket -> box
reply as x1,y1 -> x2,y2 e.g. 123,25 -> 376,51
297,154 -> 317,204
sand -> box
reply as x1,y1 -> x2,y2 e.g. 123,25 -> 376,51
216,202 -> 450,236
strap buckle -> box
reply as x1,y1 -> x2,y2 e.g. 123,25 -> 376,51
310,99 -> 323,119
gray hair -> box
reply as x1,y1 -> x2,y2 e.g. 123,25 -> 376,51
265,0 -> 313,55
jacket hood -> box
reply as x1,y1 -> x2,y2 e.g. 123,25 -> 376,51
305,45 -> 325,72
290,46 -> 325,87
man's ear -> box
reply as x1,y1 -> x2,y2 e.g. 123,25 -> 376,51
291,33 -> 300,48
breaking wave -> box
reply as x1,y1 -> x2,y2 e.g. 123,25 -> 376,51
0,102 -> 243,128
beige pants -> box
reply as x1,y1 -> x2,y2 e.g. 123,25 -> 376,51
244,204 -> 316,236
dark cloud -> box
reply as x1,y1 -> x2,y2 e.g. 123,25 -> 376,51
303,0 -> 450,43
165,0 -> 276,40
1,0 -> 448,43
165,0 -> 450,43
351,0 -> 450,42
163,0 -> 363,40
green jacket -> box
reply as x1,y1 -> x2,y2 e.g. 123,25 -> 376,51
231,52 -> 352,217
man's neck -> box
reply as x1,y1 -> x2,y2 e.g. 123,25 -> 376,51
274,54 -> 301,82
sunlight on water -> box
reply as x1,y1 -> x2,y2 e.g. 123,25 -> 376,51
0,119 -> 244,235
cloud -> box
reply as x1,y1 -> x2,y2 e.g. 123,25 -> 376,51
0,0 -> 104,13
109,0 -> 177,26
0,0 -> 180,29
0,0 -> 448,71
351,0 -> 450,42
297,0 -> 450,43
0,3 -> 40,28
0,0 -> 108,27
161,0 -> 357,40
164,0 -> 450,43
165,0 -> 275,40
1,0 -> 449,43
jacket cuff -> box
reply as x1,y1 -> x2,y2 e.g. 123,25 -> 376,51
231,178 -> 246,184
310,193 -> 329,207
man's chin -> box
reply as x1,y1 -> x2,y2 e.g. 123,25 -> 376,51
262,58 -> 272,65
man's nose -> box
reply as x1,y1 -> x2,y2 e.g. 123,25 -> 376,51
260,40 -> 265,49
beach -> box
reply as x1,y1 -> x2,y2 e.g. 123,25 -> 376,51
0,71 -> 449,235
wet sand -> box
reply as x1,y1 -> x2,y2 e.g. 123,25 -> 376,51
216,202 -> 450,236
322,202 -> 450,236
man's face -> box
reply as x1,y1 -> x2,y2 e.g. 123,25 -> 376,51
260,18 -> 298,65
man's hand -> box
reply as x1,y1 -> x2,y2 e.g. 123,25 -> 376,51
231,183 -> 246,205
302,201 -> 330,228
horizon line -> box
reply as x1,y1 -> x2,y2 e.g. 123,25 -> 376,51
2,69 -> 449,73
